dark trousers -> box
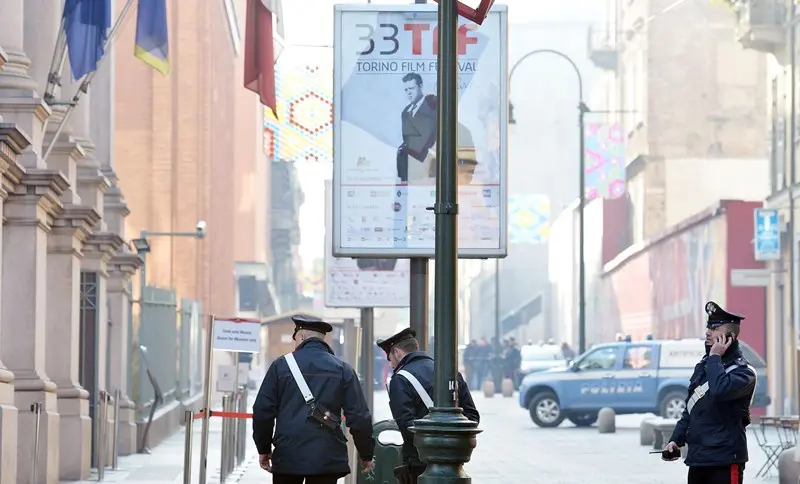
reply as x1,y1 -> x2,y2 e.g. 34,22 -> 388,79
272,474 -> 340,484
688,464 -> 745,484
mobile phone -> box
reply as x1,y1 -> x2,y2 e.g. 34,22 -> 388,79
725,332 -> 736,341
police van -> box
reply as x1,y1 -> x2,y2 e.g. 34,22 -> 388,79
517,338 -> 770,428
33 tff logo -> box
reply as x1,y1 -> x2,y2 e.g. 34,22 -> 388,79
354,23 -> 478,56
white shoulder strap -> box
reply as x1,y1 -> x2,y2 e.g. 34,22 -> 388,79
285,353 -> 315,404
397,370 -> 434,409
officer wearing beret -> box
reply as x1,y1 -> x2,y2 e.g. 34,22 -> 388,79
663,302 -> 758,484
377,328 -> 480,483
253,315 -> 375,484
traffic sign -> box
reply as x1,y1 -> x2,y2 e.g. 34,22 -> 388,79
754,208 -> 780,261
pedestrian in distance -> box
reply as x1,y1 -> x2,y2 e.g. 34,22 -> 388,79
662,301 -> 757,484
252,315 -> 375,484
377,327 -> 480,484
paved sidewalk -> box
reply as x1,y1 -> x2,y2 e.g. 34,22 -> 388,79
68,390 -> 783,483
62,394 -> 258,484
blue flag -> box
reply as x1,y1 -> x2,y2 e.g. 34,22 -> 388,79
63,0 -> 111,80
135,0 -> 170,75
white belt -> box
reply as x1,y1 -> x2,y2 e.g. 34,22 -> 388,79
686,364 -> 757,414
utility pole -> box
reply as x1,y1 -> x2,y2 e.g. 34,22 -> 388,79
411,1 -> 481,482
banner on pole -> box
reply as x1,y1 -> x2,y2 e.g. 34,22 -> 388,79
324,180 -> 410,308
332,4 -> 508,258
508,194 -> 549,244
584,123 -> 626,200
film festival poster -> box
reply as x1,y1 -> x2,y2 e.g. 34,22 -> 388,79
334,5 -> 507,256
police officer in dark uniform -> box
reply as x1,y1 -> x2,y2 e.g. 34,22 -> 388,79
253,315 -> 375,484
663,301 -> 757,484
377,328 -> 480,484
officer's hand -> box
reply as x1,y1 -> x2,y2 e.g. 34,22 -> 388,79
662,441 -> 680,462
710,334 -> 733,356
361,459 -> 374,474
259,453 -> 272,473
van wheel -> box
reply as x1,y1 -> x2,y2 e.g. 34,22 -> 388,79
528,391 -> 565,428
568,413 -> 598,427
660,391 -> 687,419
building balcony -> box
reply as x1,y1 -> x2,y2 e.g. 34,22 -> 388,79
587,25 -> 618,71
734,0 -> 786,55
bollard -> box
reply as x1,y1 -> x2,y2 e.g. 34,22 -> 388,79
237,390 -> 247,464
481,379 -> 495,398
597,407 -> 616,434
183,410 -> 194,484
30,402 -> 44,484
98,391 -> 109,481
231,393 -> 239,470
227,395 -> 235,475
112,390 -> 121,470
220,395 -> 229,483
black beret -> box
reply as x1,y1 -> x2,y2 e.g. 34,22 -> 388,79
705,301 -> 745,328
376,327 -> 417,355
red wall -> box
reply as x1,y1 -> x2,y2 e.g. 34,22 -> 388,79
724,201 -> 766,357
600,201 -> 766,359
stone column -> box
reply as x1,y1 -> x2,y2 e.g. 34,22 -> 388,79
46,204 -> 99,480
0,124 -> 27,484
2,169 -> 67,484
107,253 -> 140,455
0,0 -> 51,170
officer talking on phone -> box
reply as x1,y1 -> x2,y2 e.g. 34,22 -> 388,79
252,315 -> 375,484
377,328 -> 480,484
662,301 -> 757,484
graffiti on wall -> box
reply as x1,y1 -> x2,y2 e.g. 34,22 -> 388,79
649,217 -> 727,340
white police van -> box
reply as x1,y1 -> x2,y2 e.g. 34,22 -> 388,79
518,338 -> 770,428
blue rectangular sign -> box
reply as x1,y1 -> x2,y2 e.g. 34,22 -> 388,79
754,208 -> 780,261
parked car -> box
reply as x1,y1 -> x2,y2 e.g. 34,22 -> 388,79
519,344 -> 568,378
518,338 -> 770,428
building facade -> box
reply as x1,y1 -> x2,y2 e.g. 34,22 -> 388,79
0,0 -> 271,482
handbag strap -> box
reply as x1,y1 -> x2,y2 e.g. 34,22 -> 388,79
397,370 -> 434,409
285,353 -> 314,404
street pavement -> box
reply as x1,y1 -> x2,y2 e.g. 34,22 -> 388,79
66,390 -> 783,483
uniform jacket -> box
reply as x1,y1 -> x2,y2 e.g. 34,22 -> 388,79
388,351 -> 480,467
252,338 -> 375,476
668,341 -> 756,467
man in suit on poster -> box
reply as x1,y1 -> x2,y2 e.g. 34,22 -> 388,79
397,72 -> 438,184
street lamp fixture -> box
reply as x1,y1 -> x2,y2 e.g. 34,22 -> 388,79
506,49 -> 589,355
432,0 -> 495,25
131,238 -> 151,254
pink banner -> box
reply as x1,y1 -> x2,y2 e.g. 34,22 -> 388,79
584,123 -> 626,200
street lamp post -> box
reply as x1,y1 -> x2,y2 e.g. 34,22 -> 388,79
507,50 -> 589,354
410,1 -> 482,482
131,224 -> 208,300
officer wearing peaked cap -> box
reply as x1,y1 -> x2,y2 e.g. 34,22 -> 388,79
663,302 -> 757,484
253,314 -> 375,483
377,328 -> 480,484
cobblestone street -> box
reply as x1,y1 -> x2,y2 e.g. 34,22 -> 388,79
67,390 -> 780,483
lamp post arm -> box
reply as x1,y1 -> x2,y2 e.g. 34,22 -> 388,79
144,231 -> 202,238
509,49 -> 584,108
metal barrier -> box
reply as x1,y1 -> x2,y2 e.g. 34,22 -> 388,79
96,391 -> 116,481
30,401 -> 44,484
184,401 -> 254,483
112,389 -> 121,470
183,410 -> 194,484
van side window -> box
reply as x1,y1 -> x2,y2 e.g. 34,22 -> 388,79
622,346 -> 654,370
577,347 -> 617,371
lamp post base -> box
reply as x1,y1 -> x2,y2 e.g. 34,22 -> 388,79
412,407 -> 482,483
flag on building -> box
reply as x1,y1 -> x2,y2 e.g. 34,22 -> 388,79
63,0 -> 111,80
134,0 -> 170,75
244,0 -> 279,117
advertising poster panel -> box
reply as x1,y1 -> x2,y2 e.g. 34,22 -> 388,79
324,180 -> 410,308
333,4 -> 508,258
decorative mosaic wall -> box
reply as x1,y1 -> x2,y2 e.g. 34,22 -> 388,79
264,48 -> 333,163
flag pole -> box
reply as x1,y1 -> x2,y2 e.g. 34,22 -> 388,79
43,17 -> 68,106
43,0 -> 137,163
